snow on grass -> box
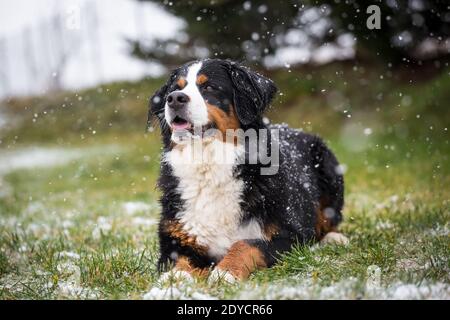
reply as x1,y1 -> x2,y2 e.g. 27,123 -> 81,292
237,277 -> 450,300
143,285 -> 218,300
346,192 -> 417,214
0,136 -> 446,300
55,258 -> 99,299
237,277 -> 361,300
0,267 -> 99,299
57,280 -> 99,299
425,223 -> 450,237
92,216 -> 113,240
143,287 -> 185,300
90,211 -> 157,239
56,251 -> 81,260
131,216 -> 157,227
143,271 -> 219,300
0,145 -> 122,175
0,198 -> 159,246
396,258 -> 428,271
375,220 -> 395,231
54,252 -> 98,299
120,201 -> 159,228
122,201 -> 155,215
369,282 -> 450,299
0,147 -> 81,174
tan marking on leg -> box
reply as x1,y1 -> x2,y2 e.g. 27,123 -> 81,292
162,220 -> 208,254
175,256 -> 209,278
216,241 -> 267,280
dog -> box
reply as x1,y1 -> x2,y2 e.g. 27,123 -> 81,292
148,59 -> 348,283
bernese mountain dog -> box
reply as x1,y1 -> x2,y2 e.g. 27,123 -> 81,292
148,59 -> 348,283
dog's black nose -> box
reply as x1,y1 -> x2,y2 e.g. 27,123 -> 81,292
167,91 -> 189,110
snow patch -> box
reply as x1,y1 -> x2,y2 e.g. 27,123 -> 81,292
238,277 -> 450,300
122,201 -> 154,215
25,222 -> 52,237
56,251 -> 81,260
375,220 -> 395,230
57,281 -> 98,299
0,147 -> 81,175
143,285 -> 217,300
143,286 -> 184,300
55,259 -> 99,298
374,282 -> 450,300
131,217 -> 157,227
238,278 -> 360,300
396,258 -> 428,271
426,223 -> 449,237
92,216 -> 112,239
0,145 -> 122,175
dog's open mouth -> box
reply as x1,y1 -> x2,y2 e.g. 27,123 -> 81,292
171,116 -> 192,131
170,116 -> 214,136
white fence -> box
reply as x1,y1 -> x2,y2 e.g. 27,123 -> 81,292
0,0 -> 181,98
0,3 -> 101,97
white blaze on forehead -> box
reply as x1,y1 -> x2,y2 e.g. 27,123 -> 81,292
179,62 -> 209,126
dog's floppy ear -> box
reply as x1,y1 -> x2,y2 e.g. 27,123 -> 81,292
147,83 -> 168,128
229,63 -> 277,125
147,70 -> 178,129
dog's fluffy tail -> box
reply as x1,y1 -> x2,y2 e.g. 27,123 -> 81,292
310,135 -> 344,229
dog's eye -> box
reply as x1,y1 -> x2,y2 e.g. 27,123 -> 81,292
205,85 -> 214,92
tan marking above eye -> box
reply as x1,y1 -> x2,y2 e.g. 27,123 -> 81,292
196,74 -> 208,85
176,77 -> 187,89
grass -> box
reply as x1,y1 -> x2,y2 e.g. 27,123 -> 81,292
0,62 -> 449,299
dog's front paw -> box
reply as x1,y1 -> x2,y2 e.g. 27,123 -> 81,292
159,269 -> 194,284
208,268 -> 237,284
320,232 -> 349,245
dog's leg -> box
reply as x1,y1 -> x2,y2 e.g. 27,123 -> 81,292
209,241 -> 266,283
174,256 -> 210,277
320,231 -> 349,245
159,256 -> 209,283
209,237 -> 293,283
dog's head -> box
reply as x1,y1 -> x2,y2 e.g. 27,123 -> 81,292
148,59 -> 277,144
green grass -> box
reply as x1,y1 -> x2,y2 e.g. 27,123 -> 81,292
0,62 -> 449,299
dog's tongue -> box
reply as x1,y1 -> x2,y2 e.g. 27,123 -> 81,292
172,121 -> 191,131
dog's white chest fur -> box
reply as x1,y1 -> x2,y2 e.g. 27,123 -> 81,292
165,140 -> 265,259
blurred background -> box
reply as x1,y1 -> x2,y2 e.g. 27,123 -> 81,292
0,0 -> 448,98
0,0 -> 448,180
0,0 -> 449,299
0,0 -> 180,98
